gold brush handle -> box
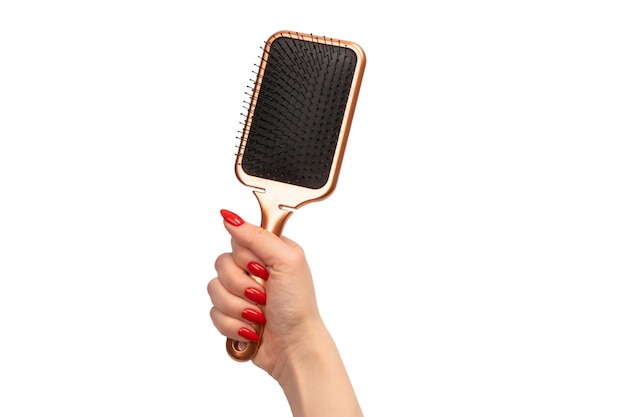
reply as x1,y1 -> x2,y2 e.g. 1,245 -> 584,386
226,193 -> 293,362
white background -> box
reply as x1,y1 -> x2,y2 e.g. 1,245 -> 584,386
1,1 -> 625,416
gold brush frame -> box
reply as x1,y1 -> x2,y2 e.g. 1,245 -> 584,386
226,30 -> 366,362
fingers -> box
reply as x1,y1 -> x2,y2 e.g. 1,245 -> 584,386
213,252 -> 265,300
208,252 -> 267,342
207,269 -> 251,322
209,306 -> 249,341
208,277 -> 265,342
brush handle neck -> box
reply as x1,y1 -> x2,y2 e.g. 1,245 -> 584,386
254,190 -> 294,236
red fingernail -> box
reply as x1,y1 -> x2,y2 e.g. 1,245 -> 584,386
244,287 -> 266,305
238,327 -> 259,343
242,308 -> 266,325
220,209 -> 244,227
247,261 -> 269,280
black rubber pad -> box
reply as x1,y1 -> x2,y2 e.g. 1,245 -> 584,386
241,36 -> 358,189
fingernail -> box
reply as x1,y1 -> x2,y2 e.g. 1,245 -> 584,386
247,261 -> 269,280
220,209 -> 244,227
242,308 -> 266,325
238,327 -> 259,343
244,287 -> 266,305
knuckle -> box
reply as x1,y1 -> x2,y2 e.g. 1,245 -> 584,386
206,277 -> 218,295
276,241 -> 306,267
209,307 -> 221,328
287,242 -> 306,262
214,252 -> 230,271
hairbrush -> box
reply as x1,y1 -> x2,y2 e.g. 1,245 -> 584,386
226,30 -> 366,361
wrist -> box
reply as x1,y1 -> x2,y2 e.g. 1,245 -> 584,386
272,319 -> 331,387
272,321 -> 363,417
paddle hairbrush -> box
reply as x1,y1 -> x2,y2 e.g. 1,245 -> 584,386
226,30 -> 366,361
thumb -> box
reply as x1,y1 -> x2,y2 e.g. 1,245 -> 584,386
220,209 -> 293,266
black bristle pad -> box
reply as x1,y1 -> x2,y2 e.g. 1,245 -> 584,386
241,36 -> 358,190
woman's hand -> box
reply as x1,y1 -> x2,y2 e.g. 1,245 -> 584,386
208,209 -> 363,417
208,209 -> 324,376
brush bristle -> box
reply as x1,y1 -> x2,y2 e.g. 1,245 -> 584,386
238,33 -> 358,190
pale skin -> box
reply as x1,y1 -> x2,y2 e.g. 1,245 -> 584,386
208,210 -> 363,417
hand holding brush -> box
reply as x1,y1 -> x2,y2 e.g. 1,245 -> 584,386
208,209 -> 363,417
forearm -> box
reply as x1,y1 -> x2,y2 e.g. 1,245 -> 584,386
275,323 -> 363,417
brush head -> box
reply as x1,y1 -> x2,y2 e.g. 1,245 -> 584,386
236,31 -> 366,208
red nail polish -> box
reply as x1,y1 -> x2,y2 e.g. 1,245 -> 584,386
220,209 -> 244,227
247,261 -> 269,280
242,308 -> 266,325
244,287 -> 266,305
238,327 -> 259,343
